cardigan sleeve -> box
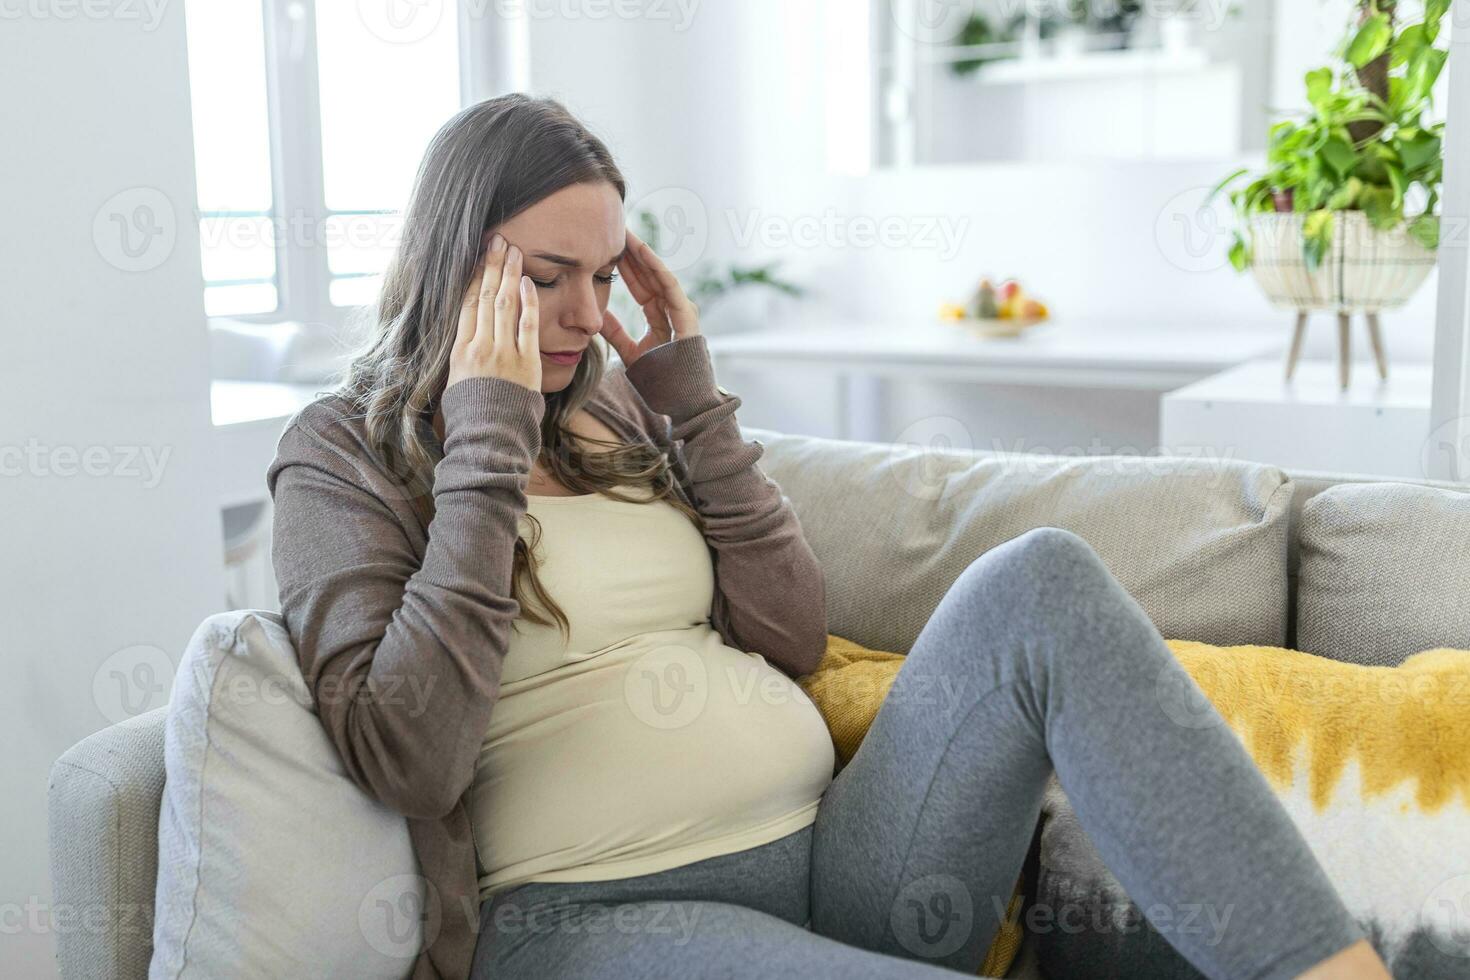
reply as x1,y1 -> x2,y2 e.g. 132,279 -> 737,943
622,334 -> 828,677
266,376 -> 544,819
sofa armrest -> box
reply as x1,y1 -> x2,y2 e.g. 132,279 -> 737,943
48,707 -> 167,980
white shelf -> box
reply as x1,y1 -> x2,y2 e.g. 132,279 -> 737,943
1161,360 -> 1435,478
968,47 -> 1209,85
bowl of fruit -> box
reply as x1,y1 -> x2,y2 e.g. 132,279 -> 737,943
939,278 -> 1049,338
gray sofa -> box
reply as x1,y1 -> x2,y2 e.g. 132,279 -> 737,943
48,426 -> 1470,979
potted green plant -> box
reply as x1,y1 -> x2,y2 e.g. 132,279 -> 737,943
1210,0 -> 1447,388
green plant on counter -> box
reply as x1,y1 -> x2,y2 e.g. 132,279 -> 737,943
632,208 -> 805,313
1210,0 -> 1447,272
949,13 -> 1022,76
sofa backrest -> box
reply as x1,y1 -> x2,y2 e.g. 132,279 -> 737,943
745,428 -> 1295,651
747,428 -> 1470,658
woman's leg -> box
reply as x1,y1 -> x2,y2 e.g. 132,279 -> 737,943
809,527 -> 1368,980
469,825 -> 961,979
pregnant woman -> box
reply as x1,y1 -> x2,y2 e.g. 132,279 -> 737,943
267,94 -> 1389,980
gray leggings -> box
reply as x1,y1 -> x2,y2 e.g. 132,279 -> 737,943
470,528 -> 1365,979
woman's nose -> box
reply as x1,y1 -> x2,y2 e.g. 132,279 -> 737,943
561,279 -> 604,334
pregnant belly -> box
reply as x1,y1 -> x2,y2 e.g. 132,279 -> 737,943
469,627 -> 836,886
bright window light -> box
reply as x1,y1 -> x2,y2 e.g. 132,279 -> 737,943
315,2 -> 459,307
183,0 -> 278,317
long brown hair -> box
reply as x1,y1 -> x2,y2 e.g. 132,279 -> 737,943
336,93 -> 704,640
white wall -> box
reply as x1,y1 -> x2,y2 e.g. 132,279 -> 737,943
0,7 -> 224,976
526,0 -> 1442,407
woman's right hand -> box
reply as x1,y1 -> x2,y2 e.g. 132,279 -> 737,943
448,233 -> 542,393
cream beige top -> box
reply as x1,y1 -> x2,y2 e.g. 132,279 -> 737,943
468,482 -> 836,899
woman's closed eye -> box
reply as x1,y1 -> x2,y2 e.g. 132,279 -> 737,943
531,272 -> 620,290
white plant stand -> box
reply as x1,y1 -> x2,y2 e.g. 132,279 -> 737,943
1283,310 -> 1390,388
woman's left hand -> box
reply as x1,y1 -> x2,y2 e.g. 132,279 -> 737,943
599,227 -> 701,368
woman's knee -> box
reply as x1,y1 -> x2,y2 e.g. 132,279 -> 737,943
933,527 -> 1130,665
957,526 -> 1103,597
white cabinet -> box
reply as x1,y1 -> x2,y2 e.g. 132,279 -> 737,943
1161,360 -> 1436,479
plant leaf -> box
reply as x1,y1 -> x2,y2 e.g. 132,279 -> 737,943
1392,24 -> 1426,69
1408,214 -> 1440,249
1345,13 -> 1392,69
1406,47 -> 1448,107
1398,131 -> 1441,173
1424,0 -> 1451,43
1327,177 -> 1363,210
1305,67 -> 1334,112
1302,210 -> 1335,271
1206,168 -> 1249,204
1228,235 -> 1249,272
1358,185 -> 1402,230
1385,164 -> 1407,210
1321,135 -> 1358,177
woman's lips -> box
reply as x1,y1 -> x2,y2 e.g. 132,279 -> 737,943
543,349 -> 583,365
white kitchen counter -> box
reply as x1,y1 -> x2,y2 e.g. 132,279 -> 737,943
706,318 -> 1284,444
705,318 -> 1283,392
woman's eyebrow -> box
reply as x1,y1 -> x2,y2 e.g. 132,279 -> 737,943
529,247 -> 627,270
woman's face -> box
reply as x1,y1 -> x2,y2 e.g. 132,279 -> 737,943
485,180 -> 626,394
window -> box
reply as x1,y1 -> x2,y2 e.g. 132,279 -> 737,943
183,0 -> 463,322
183,1 -> 276,317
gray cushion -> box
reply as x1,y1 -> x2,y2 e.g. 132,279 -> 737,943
1297,482 -> 1470,665
48,707 -> 167,980
747,429 -> 1294,650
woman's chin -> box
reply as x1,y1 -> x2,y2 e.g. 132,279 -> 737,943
538,366 -> 577,394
